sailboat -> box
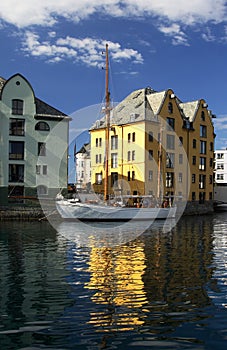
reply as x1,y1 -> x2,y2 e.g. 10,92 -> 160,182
56,44 -> 177,222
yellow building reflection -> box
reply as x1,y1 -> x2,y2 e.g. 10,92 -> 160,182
85,240 -> 148,331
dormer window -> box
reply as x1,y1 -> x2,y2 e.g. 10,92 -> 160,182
12,99 -> 23,115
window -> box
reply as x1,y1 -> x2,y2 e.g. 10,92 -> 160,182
37,185 -> 48,196
199,174 -> 206,189
36,165 -> 41,175
192,174 -> 196,183
9,141 -> 24,160
43,165 -> 47,175
216,153 -> 224,159
132,132 -> 135,142
12,99 -> 23,115
111,135 -> 118,150
149,150 -> 153,160
95,172 -> 102,185
200,141 -> 207,154
166,153 -> 175,168
210,158 -> 213,168
166,134 -> 175,150
128,133 -> 131,143
192,156 -> 196,165
168,102 -> 173,114
132,150 -> 135,161
9,164 -> 24,182
193,139 -> 196,149
111,153 -> 118,168
209,175 -> 213,184
128,171 -> 130,181
179,136 -> 183,146
217,174 -> 224,180
200,125 -> 207,138
210,142 -> 213,151
132,171 -> 135,181
166,172 -> 174,188
201,111 -> 205,121
179,154 -> 183,164
9,118 -> 25,136
95,138 -> 102,147
148,170 -> 153,181
35,122 -> 50,131
149,131 -> 153,142
127,151 -> 131,161
178,172 -> 183,182
38,142 -> 46,156
167,117 -> 175,130
199,157 -> 206,170
111,172 -> 118,187
217,163 -> 224,170
192,192 -> 196,201
96,154 -> 102,164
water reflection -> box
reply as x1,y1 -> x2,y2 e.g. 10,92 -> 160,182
81,215 -> 214,335
55,218 -> 176,247
1,214 -> 227,349
85,241 -> 147,331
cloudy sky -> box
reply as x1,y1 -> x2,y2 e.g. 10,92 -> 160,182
1,0 -> 227,149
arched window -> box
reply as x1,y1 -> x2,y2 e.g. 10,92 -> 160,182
37,185 -> 48,196
35,121 -> 50,131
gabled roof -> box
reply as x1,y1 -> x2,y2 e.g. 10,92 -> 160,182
35,98 -> 67,117
179,101 -> 199,122
76,142 -> 90,155
146,90 -> 166,115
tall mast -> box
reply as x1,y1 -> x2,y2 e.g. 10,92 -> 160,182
104,43 -> 110,201
157,124 -> 163,201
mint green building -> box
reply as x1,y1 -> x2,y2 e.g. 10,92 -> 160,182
0,73 -> 70,206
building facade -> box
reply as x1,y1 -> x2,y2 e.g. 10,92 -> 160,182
0,73 -> 70,206
75,142 -> 91,191
89,87 -> 215,213
214,149 -> 227,203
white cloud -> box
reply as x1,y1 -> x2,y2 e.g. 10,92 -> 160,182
22,32 -> 143,67
159,23 -> 189,46
0,0 -> 226,28
214,115 -> 227,130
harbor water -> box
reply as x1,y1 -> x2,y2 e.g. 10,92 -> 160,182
1,213 -> 227,349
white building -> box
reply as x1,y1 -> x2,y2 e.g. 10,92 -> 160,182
214,149 -> 227,203
0,73 -> 70,206
75,143 -> 91,191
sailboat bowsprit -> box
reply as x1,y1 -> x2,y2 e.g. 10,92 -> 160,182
56,44 -> 177,222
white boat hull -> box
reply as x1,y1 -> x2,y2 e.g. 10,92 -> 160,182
56,200 -> 177,221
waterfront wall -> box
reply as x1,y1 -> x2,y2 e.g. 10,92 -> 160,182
0,200 -> 214,220
183,200 -> 214,216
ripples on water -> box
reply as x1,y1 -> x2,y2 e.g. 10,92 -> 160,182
1,214 -> 227,349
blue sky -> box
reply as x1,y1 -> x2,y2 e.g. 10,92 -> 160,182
1,0 -> 227,156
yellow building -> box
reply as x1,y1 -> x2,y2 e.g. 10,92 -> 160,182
90,87 -> 215,213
